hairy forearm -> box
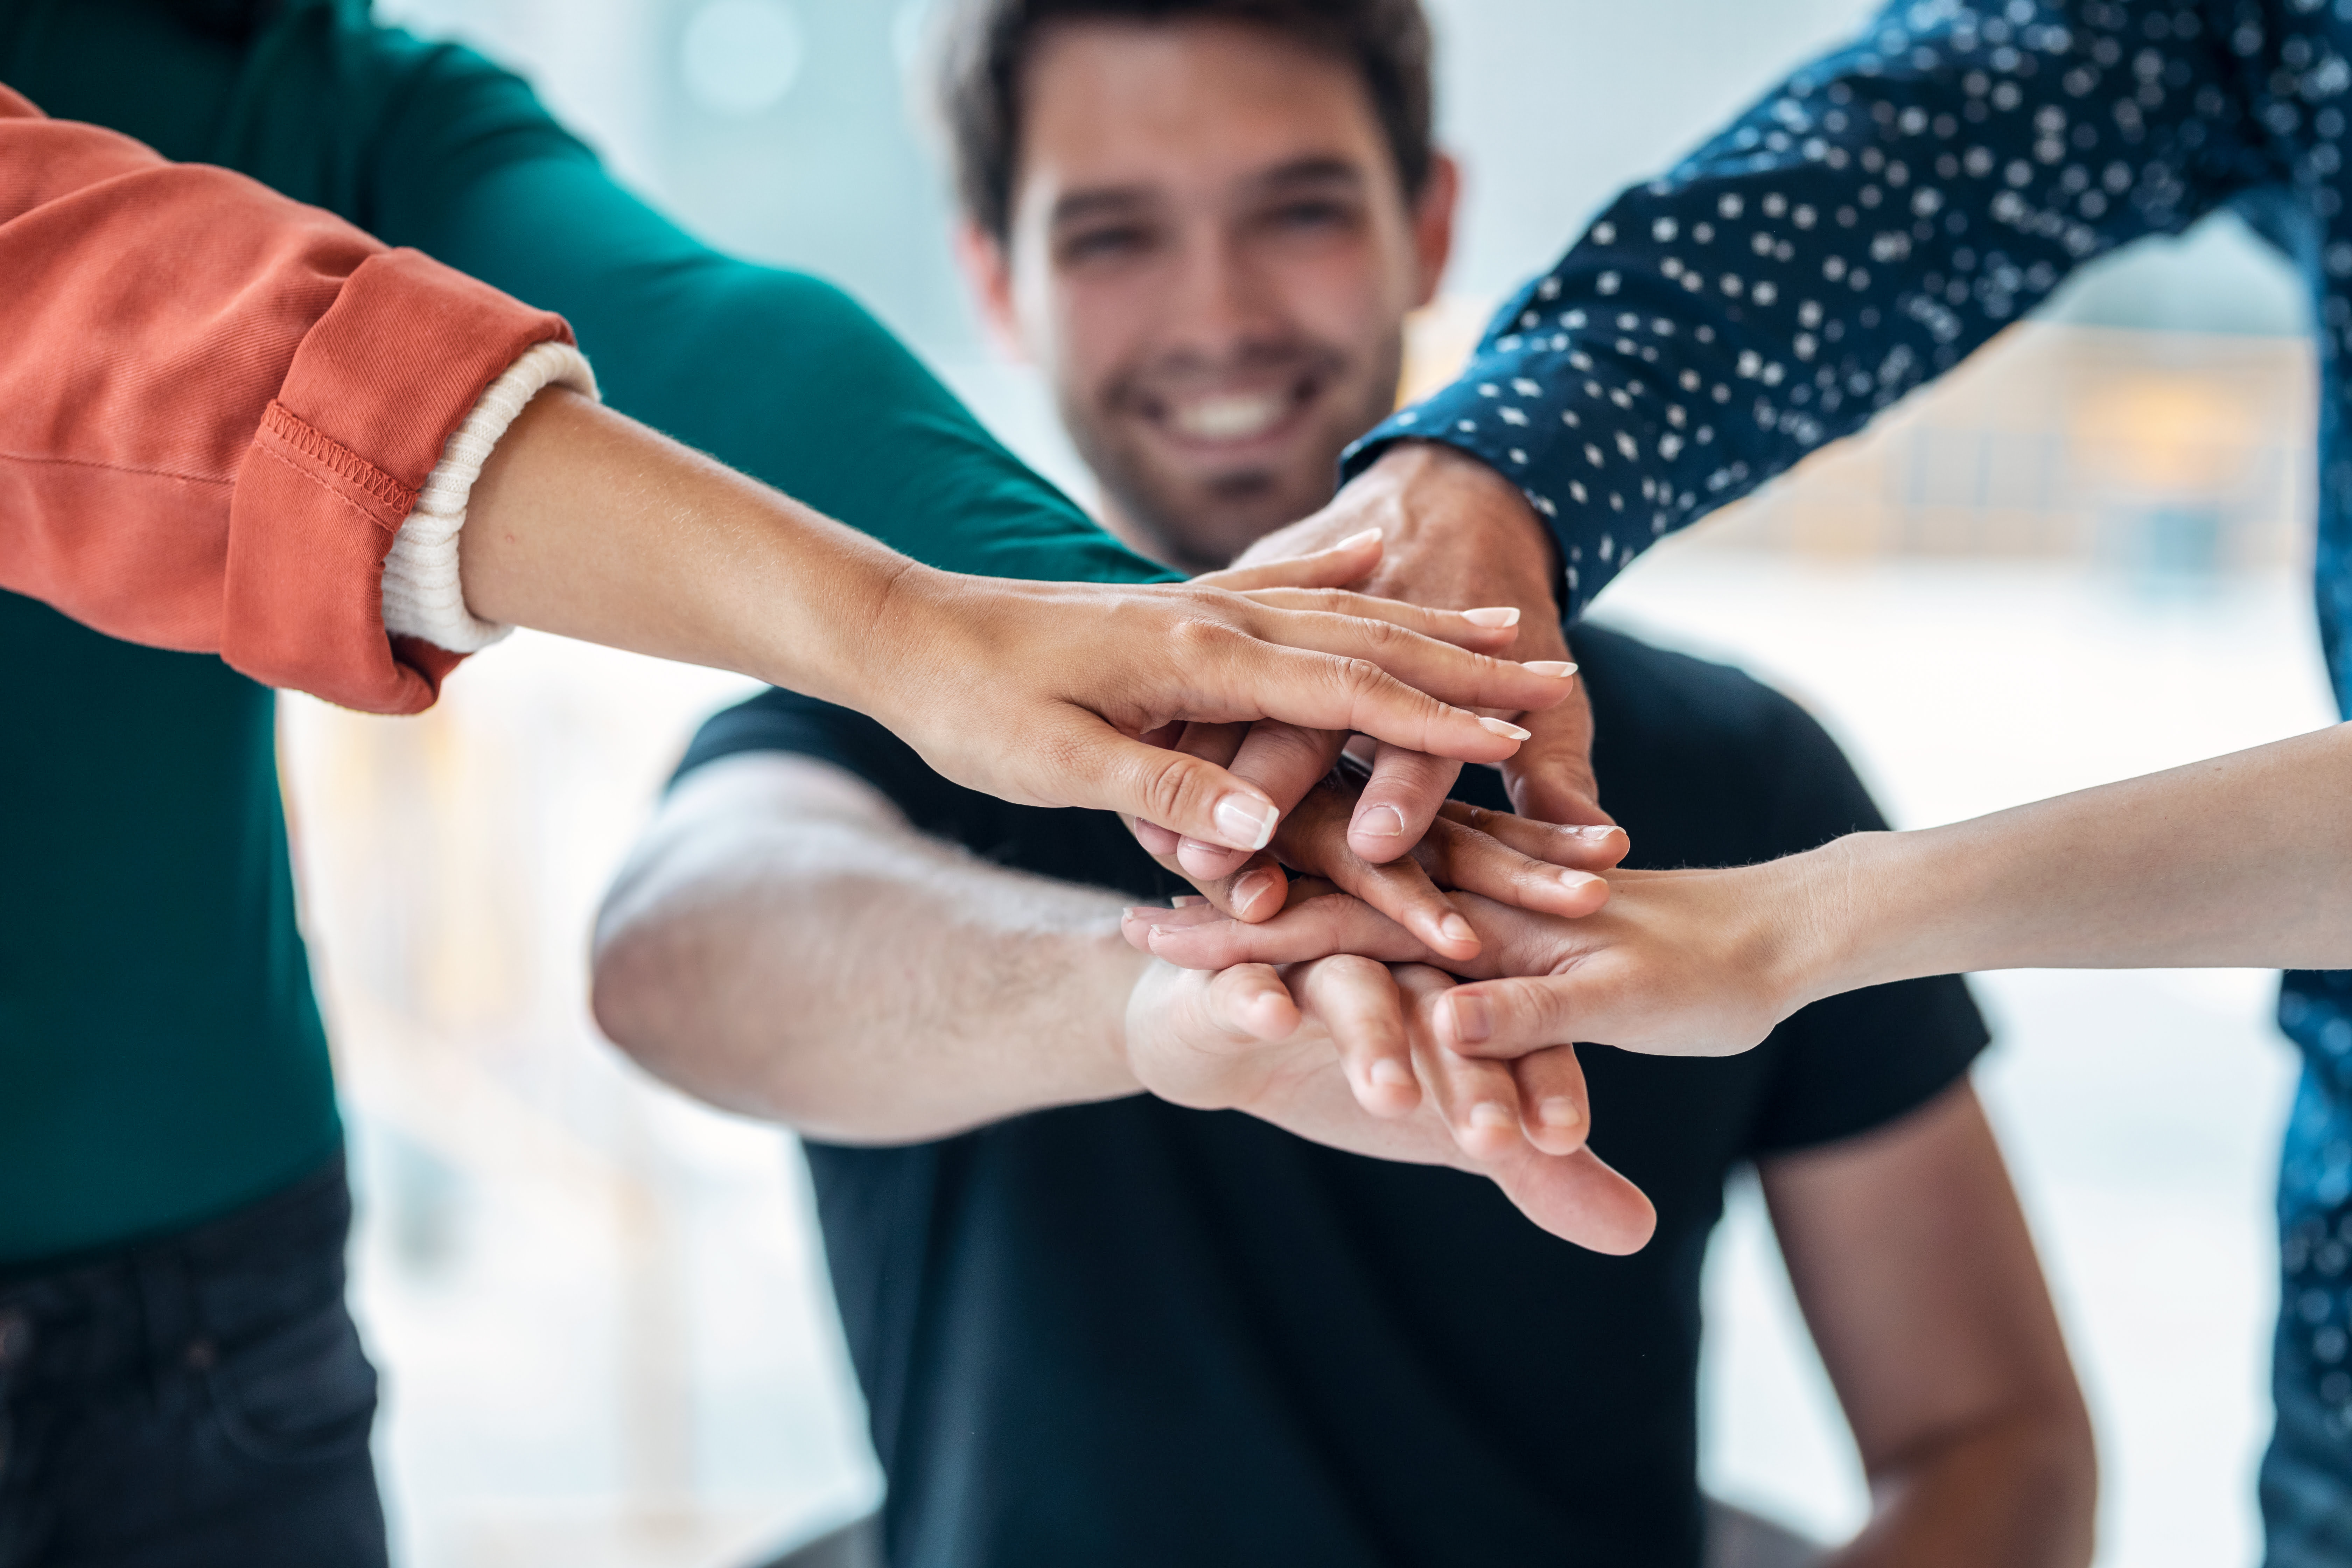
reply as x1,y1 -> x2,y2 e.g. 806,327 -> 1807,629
592,762 -> 1147,1143
1832,1412 -> 2095,1568
1785,723 -> 2352,1004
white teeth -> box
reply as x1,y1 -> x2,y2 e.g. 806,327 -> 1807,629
1171,391 -> 1287,442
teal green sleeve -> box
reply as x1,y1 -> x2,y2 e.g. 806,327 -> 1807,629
0,0 -> 1174,589
348,48 -> 1174,587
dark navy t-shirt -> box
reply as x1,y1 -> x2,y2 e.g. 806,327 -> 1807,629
678,624 -> 1988,1568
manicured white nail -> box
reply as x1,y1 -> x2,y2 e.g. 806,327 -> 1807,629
1337,527 -> 1384,550
1357,804 -> 1407,838
1213,795 -> 1278,850
1577,824 -> 1623,840
1172,894 -> 1209,907
1523,660 -> 1578,678
1478,717 -> 1532,741
1233,868 -> 1285,916
1462,606 -> 1521,628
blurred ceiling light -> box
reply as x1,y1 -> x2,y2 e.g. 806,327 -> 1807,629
680,0 -> 804,119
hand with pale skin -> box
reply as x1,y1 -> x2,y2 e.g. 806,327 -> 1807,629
1130,439 -> 1607,909
1124,946 -> 1655,1253
1125,869 -> 1788,1067
1132,721 -> 2352,1068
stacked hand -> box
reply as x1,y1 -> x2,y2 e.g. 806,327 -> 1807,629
1110,442 -> 1694,1253
1122,939 -> 1657,1255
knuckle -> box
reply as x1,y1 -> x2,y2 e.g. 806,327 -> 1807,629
1137,750 -> 1199,826
1334,656 -> 1389,700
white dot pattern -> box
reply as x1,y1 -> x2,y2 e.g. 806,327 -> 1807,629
1349,0 -> 2333,626
1338,0 -> 2352,1488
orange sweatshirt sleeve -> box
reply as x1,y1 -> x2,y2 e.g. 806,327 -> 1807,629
0,83 -> 575,713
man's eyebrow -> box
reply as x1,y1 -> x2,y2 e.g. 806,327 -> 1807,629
1048,186 -> 1158,228
1046,158 -> 1368,228
1246,156 -> 1368,194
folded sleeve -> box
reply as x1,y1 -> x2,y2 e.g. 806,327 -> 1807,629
1345,0 -> 2284,621
0,82 -> 575,712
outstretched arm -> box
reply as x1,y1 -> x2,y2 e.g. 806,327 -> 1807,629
1132,723 -> 2352,1057
590,752 -> 1651,1250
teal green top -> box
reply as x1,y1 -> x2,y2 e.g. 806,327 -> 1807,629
0,0 -> 1173,1265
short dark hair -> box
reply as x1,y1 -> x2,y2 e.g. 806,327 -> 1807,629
936,0 -> 1435,240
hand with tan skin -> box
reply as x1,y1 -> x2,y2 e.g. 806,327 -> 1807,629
1124,953 -> 1653,1252
592,750 -> 1653,1255
462,388 -> 1577,852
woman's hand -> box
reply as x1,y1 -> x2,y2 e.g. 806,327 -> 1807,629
1124,858 -> 1819,1061
1122,952 -> 1655,1253
862,543 -> 1578,853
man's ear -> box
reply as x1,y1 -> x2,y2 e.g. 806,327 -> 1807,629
953,220 -> 1031,363
1408,152 -> 1461,310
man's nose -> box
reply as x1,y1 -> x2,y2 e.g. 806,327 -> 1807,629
1161,232 -> 1278,358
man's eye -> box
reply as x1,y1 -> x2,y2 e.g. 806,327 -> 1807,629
1062,226 -> 1153,261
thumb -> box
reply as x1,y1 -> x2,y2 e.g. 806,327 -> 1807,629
1068,717 -> 1290,853
1501,681 -> 1612,828
1193,528 -> 1383,593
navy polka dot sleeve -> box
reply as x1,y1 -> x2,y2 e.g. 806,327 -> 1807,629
1348,0 -> 2289,620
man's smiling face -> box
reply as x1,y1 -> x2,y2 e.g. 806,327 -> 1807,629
961,18 -> 1454,571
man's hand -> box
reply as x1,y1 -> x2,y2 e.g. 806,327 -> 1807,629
1231,440 -> 1609,847
1124,860 -> 1814,1061
1123,952 -> 1656,1253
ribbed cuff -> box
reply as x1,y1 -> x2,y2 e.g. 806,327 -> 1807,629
380,340 -> 599,653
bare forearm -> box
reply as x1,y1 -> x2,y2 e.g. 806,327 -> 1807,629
592,764 -> 1148,1142
460,387 -> 909,709
1791,723 -> 2352,1002
1831,1415 -> 2095,1568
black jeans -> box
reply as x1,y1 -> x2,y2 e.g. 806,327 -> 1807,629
0,1156 -> 387,1568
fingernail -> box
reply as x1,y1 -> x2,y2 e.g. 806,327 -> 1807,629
1371,1058 -> 1415,1088
1233,868 -> 1284,917
1439,913 -> 1476,946
1337,527 -> 1384,550
1462,606 -> 1521,628
1523,660 -> 1578,678
1578,824 -> 1623,841
1477,717 -> 1532,741
1357,803 -> 1407,838
1470,1102 -> 1514,1130
1540,1097 -> 1583,1129
1214,794 -> 1278,851
1171,894 -> 1209,907
1123,906 -> 1183,926
1556,870 -> 1603,893
1447,992 -> 1492,1044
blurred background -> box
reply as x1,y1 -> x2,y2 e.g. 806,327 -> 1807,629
283,1 -> 2336,1563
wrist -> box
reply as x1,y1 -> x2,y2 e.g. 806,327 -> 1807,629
1764,832 -> 1903,1013
1361,441 -> 1564,621
814,551 -> 967,733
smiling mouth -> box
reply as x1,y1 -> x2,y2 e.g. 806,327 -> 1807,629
1153,374 -> 1320,447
